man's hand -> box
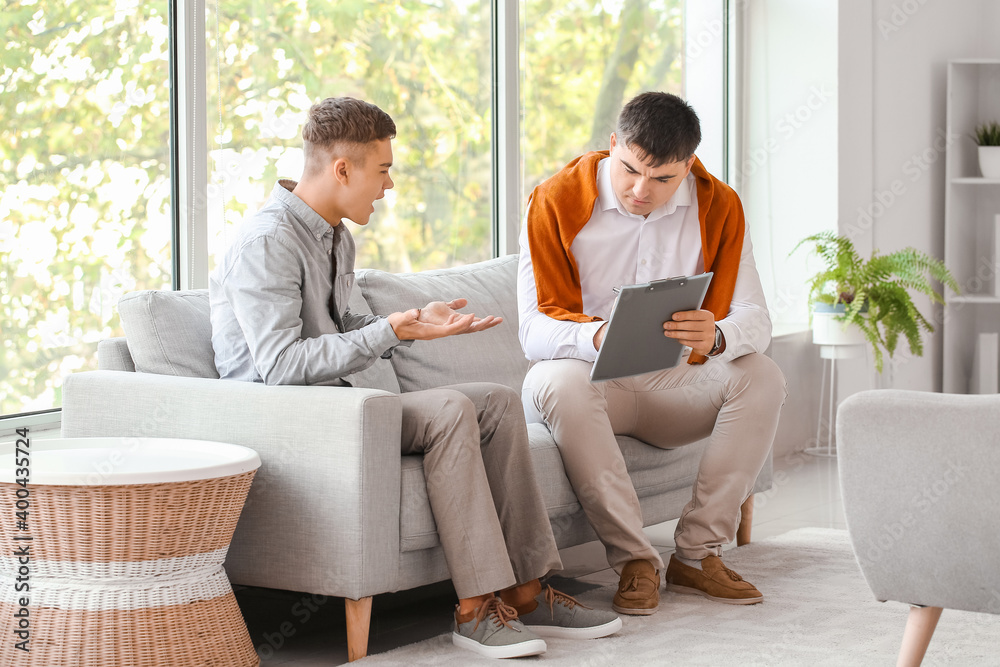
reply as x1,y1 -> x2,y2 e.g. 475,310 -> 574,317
388,298 -> 502,341
593,322 -> 609,351
663,309 -> 720,356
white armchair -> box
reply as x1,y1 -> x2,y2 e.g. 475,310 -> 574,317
837,389 -> 1000,666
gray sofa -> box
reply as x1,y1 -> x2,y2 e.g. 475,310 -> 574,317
60,254 -> 772,660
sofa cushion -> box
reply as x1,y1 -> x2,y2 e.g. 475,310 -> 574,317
97,337 -> 136,372
398,423 -> 709,553
118,288 -> 402,392
357,255 -> 529,393
399,455 -> 439,552
118,290 -> 220,378
528,423 -> 706,512
344,284 -> 402,394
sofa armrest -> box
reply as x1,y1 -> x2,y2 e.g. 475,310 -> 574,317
837,389 -> 1000,612
61,370 -> 402,599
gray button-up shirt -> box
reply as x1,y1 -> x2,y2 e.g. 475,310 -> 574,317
209,180 -> 404,385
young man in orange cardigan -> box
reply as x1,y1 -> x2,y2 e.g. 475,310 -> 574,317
517,92 -> 786,615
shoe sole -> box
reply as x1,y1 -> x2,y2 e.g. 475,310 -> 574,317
525,616 -> 623,639
452,632 -> 547,658
666,583 -> 763,605
611,602 -> 659,616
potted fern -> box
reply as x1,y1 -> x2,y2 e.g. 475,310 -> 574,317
975,120 -> 1000,179
791,231 -> 959,372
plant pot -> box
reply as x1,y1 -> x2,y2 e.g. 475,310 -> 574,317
979,145 -> 1000,179
812,303 -> 867,346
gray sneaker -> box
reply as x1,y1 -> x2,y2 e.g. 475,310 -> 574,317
518,585 -> 623,639
452,596 -> 547,659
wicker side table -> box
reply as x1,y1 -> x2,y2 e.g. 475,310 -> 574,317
0,437 -> 261,667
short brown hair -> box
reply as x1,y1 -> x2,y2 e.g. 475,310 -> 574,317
301,97 -> 396,171
617,92 -> 701,167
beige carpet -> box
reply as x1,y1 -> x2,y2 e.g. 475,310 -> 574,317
360,528 -> 1000,666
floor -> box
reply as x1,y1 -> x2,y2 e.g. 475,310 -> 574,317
234,453 -> 846,665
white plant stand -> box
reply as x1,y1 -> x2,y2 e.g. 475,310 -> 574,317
807,343 -> 866,457
807,308 -> 873,458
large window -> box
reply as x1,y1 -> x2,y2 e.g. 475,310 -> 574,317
1,0 -> 173,416
520,0 -> 685,213
2,0 -> 721,422
206,0 -> 494,274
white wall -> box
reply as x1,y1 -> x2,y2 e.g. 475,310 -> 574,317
753,1 -> 999,456
839,0 -> 1000,394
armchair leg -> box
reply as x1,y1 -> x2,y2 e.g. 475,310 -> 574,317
736,494 -> 754,546
345,596 -> 373,662
896,606 -> 943,667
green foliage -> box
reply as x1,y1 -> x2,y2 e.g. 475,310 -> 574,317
1,0 -> 684,414
1,0 -> 171,414
204,0 -> 682,272
791,231 -> 960,373
973,121 -> 1000,146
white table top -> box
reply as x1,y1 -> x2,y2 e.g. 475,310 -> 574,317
0,437 -> 261,485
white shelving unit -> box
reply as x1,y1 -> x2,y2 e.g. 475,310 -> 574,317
944,59 -> 1000,393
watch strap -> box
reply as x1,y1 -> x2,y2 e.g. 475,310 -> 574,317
709,325 -> 723,356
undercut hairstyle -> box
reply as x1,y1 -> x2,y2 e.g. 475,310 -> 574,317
616,92 -> 701,167
300,97 -> 396,173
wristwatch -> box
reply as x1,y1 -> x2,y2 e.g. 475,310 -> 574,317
708,325 -> 723,356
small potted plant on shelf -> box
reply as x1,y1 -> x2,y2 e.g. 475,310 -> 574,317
791,231 -> 959,372
974,120 -> 1000,179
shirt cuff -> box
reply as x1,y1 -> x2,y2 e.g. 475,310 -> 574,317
575,320 -> 605,362
364,317 -> 407,359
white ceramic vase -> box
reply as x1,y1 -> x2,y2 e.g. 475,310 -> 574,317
811,304 -> 867,347
979,145 -> 1000,179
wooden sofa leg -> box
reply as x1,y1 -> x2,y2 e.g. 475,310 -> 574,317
345,596 -> 373,662
736,495 -> 754,546
897,606 -> 943,667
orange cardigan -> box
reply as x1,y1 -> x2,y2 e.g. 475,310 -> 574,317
526,151 -> 745,364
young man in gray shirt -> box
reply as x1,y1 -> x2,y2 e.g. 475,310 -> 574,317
210,97 -> 620,658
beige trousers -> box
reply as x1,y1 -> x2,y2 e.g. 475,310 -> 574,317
522,353 -> 786,570
400,382 -> 563,599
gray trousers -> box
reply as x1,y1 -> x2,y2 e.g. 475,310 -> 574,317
400,382 -> 563,599
522,352 -> 786,570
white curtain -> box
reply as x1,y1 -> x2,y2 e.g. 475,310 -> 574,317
735,0 -> 839,334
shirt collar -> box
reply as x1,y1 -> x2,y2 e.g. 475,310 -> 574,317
596,157 -> 694,222
271,179 -> 335,239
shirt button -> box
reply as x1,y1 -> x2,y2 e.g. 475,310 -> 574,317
641,259 -> 647,265
328,249 -> 332,255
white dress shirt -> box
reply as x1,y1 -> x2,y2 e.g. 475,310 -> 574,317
517,157 -> 771,363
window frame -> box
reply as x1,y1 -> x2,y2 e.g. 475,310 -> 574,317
494,0 -> 521,257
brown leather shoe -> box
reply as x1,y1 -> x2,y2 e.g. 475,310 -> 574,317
612,559 -> 660,615
665,554 -> 763,605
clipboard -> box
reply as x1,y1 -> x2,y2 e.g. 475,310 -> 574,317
589,273 -> 713,382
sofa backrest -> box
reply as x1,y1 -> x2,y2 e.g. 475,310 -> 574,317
113,254 -> 527,393
356,255 -> 528,393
